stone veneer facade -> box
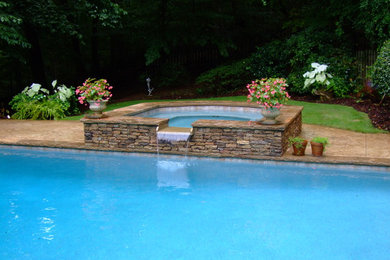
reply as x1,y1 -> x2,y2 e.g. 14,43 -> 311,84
82,101 -> 303,158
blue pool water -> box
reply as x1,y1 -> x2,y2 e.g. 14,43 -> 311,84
1,146 -> 390,259
168,115 -> 250,128
132,106 -> 262,127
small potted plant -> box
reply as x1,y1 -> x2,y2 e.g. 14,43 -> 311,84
246,78 -> 291,124
310,136 -> 329,157
76,78 -> 113,118
288,136 -> 308,156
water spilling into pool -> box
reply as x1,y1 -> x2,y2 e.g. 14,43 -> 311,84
1,146 -> 390,259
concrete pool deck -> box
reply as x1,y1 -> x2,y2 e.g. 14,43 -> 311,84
0,119 -> 389,167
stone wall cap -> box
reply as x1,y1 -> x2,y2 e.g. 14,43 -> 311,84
81,101 -> 303,130
82,116 -> 169,126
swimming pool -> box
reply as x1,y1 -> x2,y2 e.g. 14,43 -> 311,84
1,146 -> 389,259
132,106 -> 262,127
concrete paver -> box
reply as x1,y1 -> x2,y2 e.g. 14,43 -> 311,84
300,124 -> 390,159
0,119 -> 389,166
0,120 -> 84,146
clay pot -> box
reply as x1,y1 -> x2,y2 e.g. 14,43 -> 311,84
310,142 -> 324,157
292,140 -> 308,156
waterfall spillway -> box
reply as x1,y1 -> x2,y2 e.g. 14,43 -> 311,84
157,127 -> 193,142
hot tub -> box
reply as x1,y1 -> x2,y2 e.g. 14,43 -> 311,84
131,106 -> 263,128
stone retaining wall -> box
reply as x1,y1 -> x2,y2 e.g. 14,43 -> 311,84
82,102 -> 303,158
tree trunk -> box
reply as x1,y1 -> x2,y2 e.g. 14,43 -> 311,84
23,22 -> 46,85
91,19 -> 100,75
110,34 -> 122,71
72,37 -> 86,79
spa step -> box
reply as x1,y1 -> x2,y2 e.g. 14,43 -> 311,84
157,127 -> 193,142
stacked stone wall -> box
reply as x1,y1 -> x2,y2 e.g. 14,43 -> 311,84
83,110 -> 302,158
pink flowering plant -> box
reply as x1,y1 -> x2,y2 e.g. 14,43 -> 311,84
246,78 -> 290,109
76,78 -> 113,105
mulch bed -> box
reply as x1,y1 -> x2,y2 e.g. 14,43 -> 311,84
292,95 -> 390,131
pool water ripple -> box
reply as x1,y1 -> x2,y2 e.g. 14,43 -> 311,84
0,146 -> 389,259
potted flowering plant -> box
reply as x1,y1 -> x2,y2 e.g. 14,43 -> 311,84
247,78 -> 290,124
76,78 -> 113,118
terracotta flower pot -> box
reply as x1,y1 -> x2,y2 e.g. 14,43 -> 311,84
292,140 -> 308,156
310,142 -> 324,157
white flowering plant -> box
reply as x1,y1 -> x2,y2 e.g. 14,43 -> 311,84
303,62 -> 333,90
9,80 -> 79,119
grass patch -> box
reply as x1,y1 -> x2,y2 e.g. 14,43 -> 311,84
287,100 -> 385,133
64,96 -> 385,133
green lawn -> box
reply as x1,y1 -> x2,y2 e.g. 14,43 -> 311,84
65,96 -> 386,133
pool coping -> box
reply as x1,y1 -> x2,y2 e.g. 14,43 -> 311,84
81,101 -> 301,131
1,144 -> 389,172
2,142 -> 389,168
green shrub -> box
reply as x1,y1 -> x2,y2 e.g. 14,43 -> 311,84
327,77 -> 352,98
246,40 -> 289,79
247,29 -> 359,97
9,80 -> 79,120
371,39 -> 390,101
155,63 -> 190,89
195,59 -> 251,95
286,29 -> 358,95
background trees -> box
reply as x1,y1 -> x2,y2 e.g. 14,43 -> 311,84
0,0 -> 389,102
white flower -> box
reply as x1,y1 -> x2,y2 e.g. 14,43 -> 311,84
317,64 -> 328,72
51,80 -> 57,88
303,62 -> 332,89
30,83 -> 41,92
311,62 -> 320,68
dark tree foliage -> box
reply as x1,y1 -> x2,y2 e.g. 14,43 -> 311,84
0,0 -> 388,101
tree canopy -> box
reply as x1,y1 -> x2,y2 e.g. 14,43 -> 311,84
0,0 -> 389,100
